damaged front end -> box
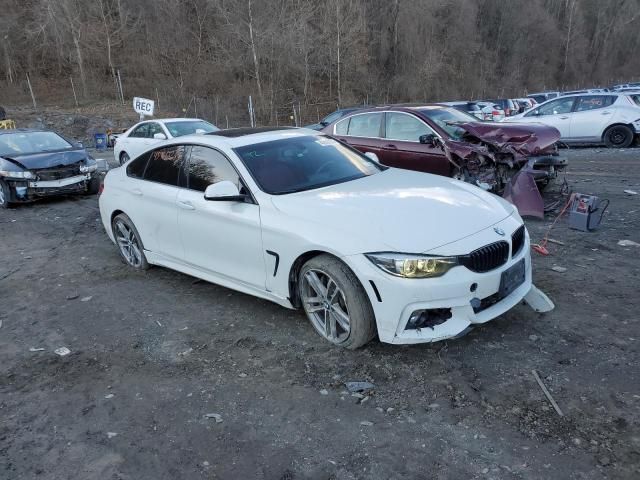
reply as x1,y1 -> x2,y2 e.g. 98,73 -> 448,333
438,122 -> 567,218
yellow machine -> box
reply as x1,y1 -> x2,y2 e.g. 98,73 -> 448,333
0,119 -> 16,129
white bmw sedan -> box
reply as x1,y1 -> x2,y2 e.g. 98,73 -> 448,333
99,128 -> 553,348
113,118 -> 219,165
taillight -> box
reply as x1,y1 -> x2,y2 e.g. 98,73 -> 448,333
492,110 -> 500,116
98,182 -> 104,195
505,109 -> 511,116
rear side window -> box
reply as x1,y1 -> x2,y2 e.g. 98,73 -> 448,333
346,113 -> 383,137
143,145 -> 187,186
574,96 -> 615,112
186,146 -> 240,192
126,152 -> 150,178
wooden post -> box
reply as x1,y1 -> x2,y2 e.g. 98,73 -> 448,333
26,73 -> 36,109
155,87 -> 160,112
70,77 -> 79,107
116,69 -> 125,104
225,115 -> 229,129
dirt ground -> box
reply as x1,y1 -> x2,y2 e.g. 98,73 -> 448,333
1,147 -> 639,480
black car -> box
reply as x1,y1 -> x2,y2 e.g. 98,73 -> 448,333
305,108 -> 362,130
0,129 -> 101,208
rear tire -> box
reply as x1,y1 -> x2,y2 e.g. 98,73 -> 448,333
0,179 -> 12,209
298,254 -> 376,349
603,125 -> 634,148
111,213 -> 150,270
119,152 -> 130,166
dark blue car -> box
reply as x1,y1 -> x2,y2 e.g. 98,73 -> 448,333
0,129 -> 100,208
305,108 -> 362,131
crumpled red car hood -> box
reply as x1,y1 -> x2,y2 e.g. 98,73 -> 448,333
455,122 -> 561,156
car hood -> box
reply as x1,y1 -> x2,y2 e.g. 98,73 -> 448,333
269,168 -> 515,253
1,148 -> 89,170
454,121 -> 560,155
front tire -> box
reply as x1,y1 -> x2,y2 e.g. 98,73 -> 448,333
86,176 -> 101,195
298,254 -> 376,349
0,179 -> 12,209
119,152 -> 130,166
111,213 -> 149,270
603,125 -> 634,148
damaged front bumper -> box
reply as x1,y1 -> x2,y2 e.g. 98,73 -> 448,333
346,219 -> 554,344
503,153 -> 568,218
5,173 -> 94,203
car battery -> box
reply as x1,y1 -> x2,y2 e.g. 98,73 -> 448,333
568,193 -> 608,231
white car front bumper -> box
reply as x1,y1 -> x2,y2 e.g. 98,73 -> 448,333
346,224 -> 553,344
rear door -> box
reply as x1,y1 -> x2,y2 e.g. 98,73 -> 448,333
569,95 -> 616,141
176,145 -> 265,289
332,112 -> 386,159
380,112 -> 449,175
124,145 -> 187,259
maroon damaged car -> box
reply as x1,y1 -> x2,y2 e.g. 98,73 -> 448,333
321,105 -> 567,217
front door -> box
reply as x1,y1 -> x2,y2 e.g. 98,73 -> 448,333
381,112 -> 449,175
176,145 -> 265,289
525,97 -> 576,138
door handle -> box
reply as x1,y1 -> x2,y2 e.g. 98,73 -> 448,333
384,144 -> 397,149
559,116 -> 569,120
601,111 -> 611,115
131,188 -> 143,196
176,200 -> 195,210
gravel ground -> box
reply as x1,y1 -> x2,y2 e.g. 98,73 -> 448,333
1,147 -> 639,480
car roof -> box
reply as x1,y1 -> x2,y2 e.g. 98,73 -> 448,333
176,126 -> 322,148
0,128 -> 54,135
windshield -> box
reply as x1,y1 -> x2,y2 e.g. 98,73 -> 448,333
418,107 -> 478,140
164,120 -> 219,137
234,135 -> 382,195
321,110 -> 347,125
0,131 -> 73,156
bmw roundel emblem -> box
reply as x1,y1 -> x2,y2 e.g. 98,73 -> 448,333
494,227 -> 505,236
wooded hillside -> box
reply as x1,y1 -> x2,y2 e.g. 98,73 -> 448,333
1,0 -> 639,124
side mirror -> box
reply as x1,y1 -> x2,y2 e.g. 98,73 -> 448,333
419,134 -> 437,146
153,133 -> 167,140
364,151 -> 379,163
204,181 -> 247,202
76,142 -> 84,148
195,129 -> 206,134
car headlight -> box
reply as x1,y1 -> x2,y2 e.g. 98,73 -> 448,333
365,252 -> 458,278
0,170 -> 34,179
80,162 -> 98,173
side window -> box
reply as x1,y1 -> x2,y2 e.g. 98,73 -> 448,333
335,118 -> 349,135
574,96 -> 614,112
346,113 -> 383,137
147,123 -> 164,138
186,146 -> 240,192
385,113 -> 431,142
126,152 -> 151,178
537,98 -> 574,116
143,145 -> 187,186
129,124 -> 149,138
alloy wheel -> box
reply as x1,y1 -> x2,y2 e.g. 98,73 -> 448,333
0,186 -> 5,206
114,219 -> 143,267
301,269 -> 351,343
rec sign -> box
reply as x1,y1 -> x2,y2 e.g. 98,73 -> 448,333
133,97 -> 155,117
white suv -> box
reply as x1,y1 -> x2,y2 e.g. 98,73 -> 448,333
504,93 -> 640,148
